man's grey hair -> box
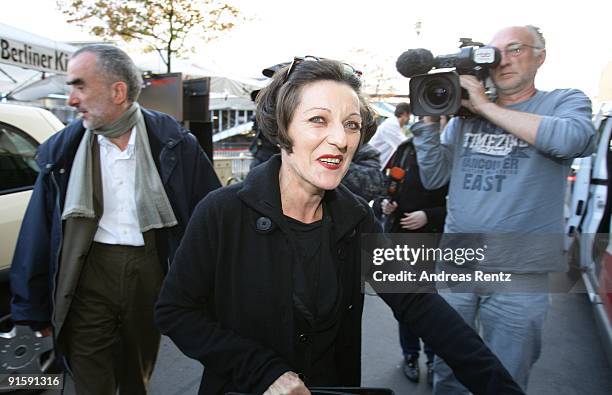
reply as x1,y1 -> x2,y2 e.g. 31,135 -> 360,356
525,25 -> 546,51
72,44 -> 143,102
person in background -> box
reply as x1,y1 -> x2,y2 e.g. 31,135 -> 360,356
249,63 -> 291,170
368,102 -> 411,170
381,126 -> 449,384
341,142 -> 384,203
249,88 -> 280,169
10,44 -> 220,394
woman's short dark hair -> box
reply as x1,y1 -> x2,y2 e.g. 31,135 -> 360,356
256,59 -> 375,152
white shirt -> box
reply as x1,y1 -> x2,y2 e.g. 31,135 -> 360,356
368,117 -> 409,170
93,129 -> 145,246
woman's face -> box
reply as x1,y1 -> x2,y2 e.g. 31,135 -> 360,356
281,80 -> 362,192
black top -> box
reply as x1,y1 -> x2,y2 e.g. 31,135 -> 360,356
285,214 -> 343,385
285,215 -> 338,322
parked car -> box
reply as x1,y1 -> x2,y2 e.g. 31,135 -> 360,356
0,103 -> 63,391
566,101 -> 612,369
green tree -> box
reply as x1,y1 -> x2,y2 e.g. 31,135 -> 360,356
57,0 -> 242,73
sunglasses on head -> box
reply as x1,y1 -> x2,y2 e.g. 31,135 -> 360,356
285,56 -> 363,81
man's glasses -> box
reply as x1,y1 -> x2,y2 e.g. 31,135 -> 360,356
501,43 -> 544,58
285,56 -> 363,81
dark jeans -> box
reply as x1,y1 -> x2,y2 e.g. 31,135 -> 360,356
63,235 -> 163,395
399,322 -> 434,363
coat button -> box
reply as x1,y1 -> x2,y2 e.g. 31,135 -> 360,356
298,334 -> 308,343
256,217 -> 272,231
347,304 -> 353,311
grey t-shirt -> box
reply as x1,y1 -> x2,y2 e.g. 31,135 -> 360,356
412,89 -> 595,273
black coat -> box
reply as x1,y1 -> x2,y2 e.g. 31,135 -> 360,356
155,156 -> 523,395
341,143 -> 385,202
386,138 -> 448,233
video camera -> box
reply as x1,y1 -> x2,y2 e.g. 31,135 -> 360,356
396,38 -> 501,116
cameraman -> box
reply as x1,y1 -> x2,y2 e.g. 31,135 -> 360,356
411,25 -> 595,394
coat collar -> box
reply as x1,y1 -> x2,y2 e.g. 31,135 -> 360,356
36,107 -> 185,173
237,155 -> 369,242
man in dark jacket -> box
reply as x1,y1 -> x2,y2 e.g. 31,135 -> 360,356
9,44 -> 220,394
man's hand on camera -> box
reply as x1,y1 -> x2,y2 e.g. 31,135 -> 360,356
264,371 -> 310,395
459,75 -> 493,115
459,75 -> 541,144
381,199 -> 398,215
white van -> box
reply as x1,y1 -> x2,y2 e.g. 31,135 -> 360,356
566,102 -> 612,368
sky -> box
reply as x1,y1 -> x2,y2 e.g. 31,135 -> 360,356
0,0 -> 610,102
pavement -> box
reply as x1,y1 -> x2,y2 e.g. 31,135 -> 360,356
44,291 -> 612,395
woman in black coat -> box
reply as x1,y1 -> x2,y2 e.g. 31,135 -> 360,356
154,58 -> 523,395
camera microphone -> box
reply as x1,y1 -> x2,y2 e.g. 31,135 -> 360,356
396,48 -> 435,78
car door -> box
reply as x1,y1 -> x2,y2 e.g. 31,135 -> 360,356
0,122 -> 40,276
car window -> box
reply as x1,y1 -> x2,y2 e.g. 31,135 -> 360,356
0,122 -> 40,194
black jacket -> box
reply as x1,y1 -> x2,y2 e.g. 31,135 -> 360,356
341,143 -> 385,202
382,138 -> 448,233
155,155 -> 523,395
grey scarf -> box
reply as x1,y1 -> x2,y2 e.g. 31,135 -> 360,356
62,102 -> 177,232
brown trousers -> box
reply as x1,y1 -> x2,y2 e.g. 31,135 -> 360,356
62,232 -> 163,395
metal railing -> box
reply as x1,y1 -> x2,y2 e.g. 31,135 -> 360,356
213,149 -> 253,185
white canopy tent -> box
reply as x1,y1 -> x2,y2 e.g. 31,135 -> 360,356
1,23 -> 396,141
1,23 -> 265,108
0,23 -> 76,100
133,52 -> 266,112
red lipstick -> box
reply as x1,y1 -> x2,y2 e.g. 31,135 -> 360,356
317,155 -> 343,170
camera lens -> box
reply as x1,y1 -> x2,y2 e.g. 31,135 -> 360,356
423,78 -> 453,108
408,71 -> 461,116
426,86 -> 449,106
